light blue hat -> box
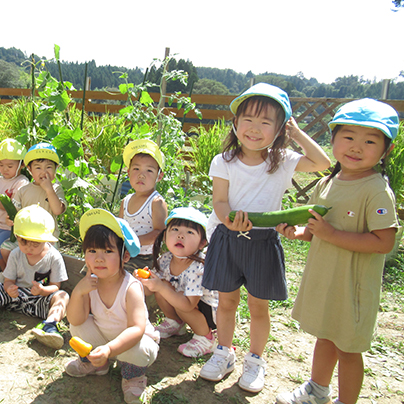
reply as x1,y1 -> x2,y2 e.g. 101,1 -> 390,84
165,207 -> 208,231
80,208 -> 141,257
329,98 -> 399,140
230,82 -> 292,124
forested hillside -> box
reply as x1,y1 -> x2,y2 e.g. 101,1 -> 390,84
1,46 -> 404,99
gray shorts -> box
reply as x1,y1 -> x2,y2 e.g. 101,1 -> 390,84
202,224 -> 287,300
0,284 -> 55,318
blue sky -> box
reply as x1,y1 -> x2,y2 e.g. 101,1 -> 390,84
2,0 -> 403,84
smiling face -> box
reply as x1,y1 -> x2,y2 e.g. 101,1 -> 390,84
128,154 -> 162,193
332,125 -> 391,179
165,222 -> 206,258
235,101 -> 280,152
28,159 -> 57,184
0,159 -> 21,179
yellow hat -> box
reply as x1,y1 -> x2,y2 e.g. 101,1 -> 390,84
123,139 -> 165,170
0,139 -> 27,161
24,142 -> 59,166
79,208 -> 140,257
14,204 -> 58,243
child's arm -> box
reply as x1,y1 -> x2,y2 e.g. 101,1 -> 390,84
66,270 -> 97,326
87,282 -> 147,368
139,196 -> 167,246
212,177 -> 253,232
306,209 -> 396,253
139,272 -> 200,312
38,175 -> 65,215
3,278 -> 19,298
287,118 -> 331,172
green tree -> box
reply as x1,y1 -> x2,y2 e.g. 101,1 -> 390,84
0,60 -> 28,88
193,78 -> 230,95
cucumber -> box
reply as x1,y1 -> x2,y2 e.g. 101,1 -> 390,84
0,194 -> 18,242
228,204 -> 331,227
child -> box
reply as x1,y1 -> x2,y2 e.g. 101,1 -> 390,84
275,98 -> 399,404
200,83 -> 331,393
0,204 -> 69,349
119,138 -> 168,273
1,142 -> 66,263
65,208 -> 159,404
138,207 -> 218,357
0,139 -> 29,270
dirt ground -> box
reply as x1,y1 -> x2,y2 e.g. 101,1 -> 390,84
0,305 -> 403,404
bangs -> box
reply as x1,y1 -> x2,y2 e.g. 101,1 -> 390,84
236,96 -> 285,127
168,218 -> 206,240
82,224 -> 123,252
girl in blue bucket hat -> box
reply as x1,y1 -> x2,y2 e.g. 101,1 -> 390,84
200,83 -> 331,392
276,99 -> 400,404
137,207 -> 219,358
65,208 -> 159,404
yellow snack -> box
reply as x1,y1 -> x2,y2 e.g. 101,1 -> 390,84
69,336 -> 93,357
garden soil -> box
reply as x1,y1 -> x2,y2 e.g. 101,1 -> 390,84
0,307 -> 403,403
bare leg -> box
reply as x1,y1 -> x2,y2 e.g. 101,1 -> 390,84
311,338 -> 338,387
155,291 -> 182,322
247,293 -> 270,356
177,307 -> 210,336
336,349 -> 363,404
47,290 -> 69,322
216,290 -> 240,348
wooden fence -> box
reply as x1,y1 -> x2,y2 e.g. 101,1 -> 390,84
1,88 -> 404,202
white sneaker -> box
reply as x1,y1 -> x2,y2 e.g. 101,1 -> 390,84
276,381 -> 332,404
155,318 -> 187,339
177,334 -> 217,357
65,358 -> 109,378
199,345 -> 236,381
122,375 -> 147,404
238,352 -> 266,393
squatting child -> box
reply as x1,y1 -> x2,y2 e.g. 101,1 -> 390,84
138,207 -> 218,357
0,204 -> 69,349
65,208 -> 159,404
276,99 -> 400,404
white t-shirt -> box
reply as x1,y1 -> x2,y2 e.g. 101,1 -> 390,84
207,149 -> 302,239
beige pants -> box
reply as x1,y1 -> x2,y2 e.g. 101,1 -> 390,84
70,315 -> 159,367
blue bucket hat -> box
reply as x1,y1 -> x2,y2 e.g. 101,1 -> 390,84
80,208 -> 140,257
230,83 -> 292,124
165,207 -> 208,231
329,98 -> 399,140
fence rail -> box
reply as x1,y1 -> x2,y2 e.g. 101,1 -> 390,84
1,88 -> 403,202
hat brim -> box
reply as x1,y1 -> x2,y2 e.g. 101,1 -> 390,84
24,149 -> 59,165
14,232 -> 58,243
328,120 -> 393,139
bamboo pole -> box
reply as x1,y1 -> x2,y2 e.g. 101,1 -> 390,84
156,47 -> 170,146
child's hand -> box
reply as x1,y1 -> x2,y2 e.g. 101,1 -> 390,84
224,210 -> 253,232
31,281 -> 44,296
6,284 -> 18,298
137,270 -> 163,293
276,223 -> 298,239
76,269 -> 98,295
87,344 -> 110,368
36,172 -> 53,191
306,209 -> 334,240
285,117 -> 302,140
5,215 -> 14,227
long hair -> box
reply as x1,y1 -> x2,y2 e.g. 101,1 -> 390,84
326,125 -> 392,184
223,96 -> 290,174
152,218 -> 206,273
82,225 -> 126,273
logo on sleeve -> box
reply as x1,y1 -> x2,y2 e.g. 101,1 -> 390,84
347,211 -> 355,217
376,208 -> 388,215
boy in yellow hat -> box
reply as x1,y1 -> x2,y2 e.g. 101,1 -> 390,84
1,142 -> 66,265
0,139 -> 29,270
0,204 -> 69,349
119,138 -> 168,273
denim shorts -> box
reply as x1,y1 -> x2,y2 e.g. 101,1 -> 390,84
202,225 -> 287,300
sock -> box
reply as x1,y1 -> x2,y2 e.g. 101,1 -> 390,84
333,401 -> 345,404
121,362 -> 147,379
309,379 -> 331,398
205,330 -> 213,340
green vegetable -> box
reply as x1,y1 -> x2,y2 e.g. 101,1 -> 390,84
228,204 -> 331,227
0,194 -> 18,242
